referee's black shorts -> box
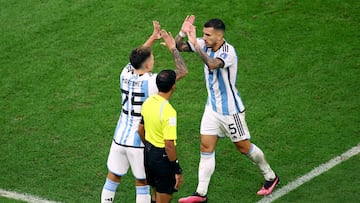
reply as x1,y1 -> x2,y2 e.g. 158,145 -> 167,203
144,141 -> 176,194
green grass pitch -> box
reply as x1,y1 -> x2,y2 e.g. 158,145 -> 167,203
1,0 -> 359,202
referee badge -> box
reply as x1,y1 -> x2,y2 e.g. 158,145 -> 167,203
169,117 -> 176,126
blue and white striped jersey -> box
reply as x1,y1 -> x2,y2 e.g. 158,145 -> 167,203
191,38 -> 245,115
113,63 -> 158,147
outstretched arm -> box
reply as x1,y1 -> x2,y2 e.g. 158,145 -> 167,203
175,15 -> 195,52
143,21 -> 161,47
175,36 -> 191,52
161,30 -> 188,81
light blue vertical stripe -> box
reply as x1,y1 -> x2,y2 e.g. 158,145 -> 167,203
134,131 -> 141,147
217,69 -> 229,115
120,112 -> 129,144
116,74 -> 126,143
123,75 -> 137,144
142,80 -> 149,100
204,64 -> 210,107
119,90 -> 130,144
121,110 -> 131,144
208,71 -> 216,112
208,51 -> 217,112
133,80 -> 149,147
121,75 -> 138,144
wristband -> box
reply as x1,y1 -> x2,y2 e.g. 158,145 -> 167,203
178,31 -> 186,38
170,160 -> 182,174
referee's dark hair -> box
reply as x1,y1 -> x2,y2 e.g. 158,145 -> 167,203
156,70 -> 176,93
129,46 -> 152,69
204,18 -> 225,32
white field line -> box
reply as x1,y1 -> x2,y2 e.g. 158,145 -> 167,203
0,189 -> 62,203
1,144 -> 359,203
257,143 -> 360,203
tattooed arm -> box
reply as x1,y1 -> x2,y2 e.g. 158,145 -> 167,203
175,35 -> 192,52
193,46 -> 225,70
175,15 -> 195,52
187,26 -> 225,70
161,30 -> 188,80
171,48 -> 188,80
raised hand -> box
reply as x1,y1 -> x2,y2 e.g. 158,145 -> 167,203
151,20 -> 161,40
160,29 -> 176,50
143,21 -> 161,47
186,25 -> 198,48
181,15 -> 195,34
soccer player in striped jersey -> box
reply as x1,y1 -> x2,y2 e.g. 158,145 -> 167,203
176,16 -> 279,203
101,21 -> 188,203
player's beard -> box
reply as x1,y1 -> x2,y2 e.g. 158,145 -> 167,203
205,42 -> 212,48
205,40 -> 215,49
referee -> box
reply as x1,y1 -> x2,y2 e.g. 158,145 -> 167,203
139,69 -> 183,203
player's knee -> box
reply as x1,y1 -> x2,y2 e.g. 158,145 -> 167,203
238,147 -> 249,154
107,171 -> 121,182
235,140 -> 252,154
200,135 -> 217,152
200,143 -> 214,153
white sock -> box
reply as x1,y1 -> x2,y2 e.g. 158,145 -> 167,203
136,185 -> 151,203
196,152 -> 215,196
101,178 -> 119,203
247,144 -> 276,181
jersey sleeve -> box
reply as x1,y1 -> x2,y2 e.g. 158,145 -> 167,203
161,104 -> 177,142
217,45 -> 236,69
148,73 -> 158,96
120,63 -> 133,76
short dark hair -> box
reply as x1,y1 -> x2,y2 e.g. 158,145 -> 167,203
129,46 -> 152,69
204,18 -> 226,32
156,70 -> 176,93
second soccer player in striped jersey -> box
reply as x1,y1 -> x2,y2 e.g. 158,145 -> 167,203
101,21 -> 188,203
176,16 -> 279,203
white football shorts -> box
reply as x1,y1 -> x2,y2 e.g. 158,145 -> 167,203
200,106 -> 251,142
106,141 -> 146,180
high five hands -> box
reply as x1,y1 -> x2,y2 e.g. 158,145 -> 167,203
181,15 -> 195,35
156,15 -> 197,50
160,30 -> 176,51
181,15 -> 198,48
